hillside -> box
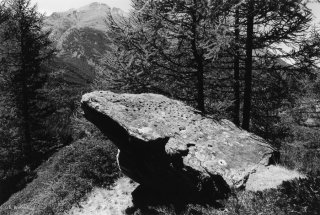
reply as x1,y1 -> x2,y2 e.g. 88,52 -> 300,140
1,91 -> 319,215
0,1 -> 123,207
1,1 -> 320,215
44,2 -> 126,85
44,2 -> 125,42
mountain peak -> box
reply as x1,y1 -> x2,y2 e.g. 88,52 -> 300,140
78,2 -> 111,12
89,2 -> 107,7
45,1 -> 126,37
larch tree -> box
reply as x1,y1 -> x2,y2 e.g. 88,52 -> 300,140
227,0 -> 313,131
105,0 -> 239,112
1,0 -> 55,163
232,3 -> 241,126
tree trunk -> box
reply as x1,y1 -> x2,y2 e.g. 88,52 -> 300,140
191,38 -> 205,112
20,18 -> 32,162
242,0 -> 254,131
196,56 -> 205,113
22,78 -> 32,161
233,7 -> 240,126
190,3 -> 205,113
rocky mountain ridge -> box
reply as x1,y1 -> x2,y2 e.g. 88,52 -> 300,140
42,2 -> 125,86
44,2 -> 124,43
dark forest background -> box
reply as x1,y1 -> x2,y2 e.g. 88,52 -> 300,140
0,0 -> 320,214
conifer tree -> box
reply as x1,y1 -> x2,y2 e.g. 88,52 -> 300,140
1,0 -> 55,163
239,0 -> 312,131
105,0 -> 238,112
217,0 -> 313,131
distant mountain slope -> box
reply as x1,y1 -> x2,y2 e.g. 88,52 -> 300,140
43,2 -> 125,86
44,2 -> 123,41
57,27 -> 112,65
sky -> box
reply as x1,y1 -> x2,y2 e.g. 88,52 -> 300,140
309,2 -> 320,24
30,0 -> 132,15
31,0 -> 320,23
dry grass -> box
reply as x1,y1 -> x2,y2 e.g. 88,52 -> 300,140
0,136 -> 119,215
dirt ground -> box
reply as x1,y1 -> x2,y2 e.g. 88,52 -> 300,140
67,177 -> 138,215
67,165 -> 303,214
246,165 -> 304,191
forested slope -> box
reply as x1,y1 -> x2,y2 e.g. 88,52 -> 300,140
0,0 -> 320,215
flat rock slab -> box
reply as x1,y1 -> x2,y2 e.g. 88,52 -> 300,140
81,91 -> 275,201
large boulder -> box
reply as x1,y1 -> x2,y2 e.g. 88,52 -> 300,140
81,91 -> 276,201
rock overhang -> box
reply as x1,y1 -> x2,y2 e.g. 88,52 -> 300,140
81,91 -> 276,200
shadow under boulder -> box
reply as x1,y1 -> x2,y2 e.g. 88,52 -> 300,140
127,183 -> 227,215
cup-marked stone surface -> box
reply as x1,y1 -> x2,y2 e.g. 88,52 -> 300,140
81,91 -> 275,201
